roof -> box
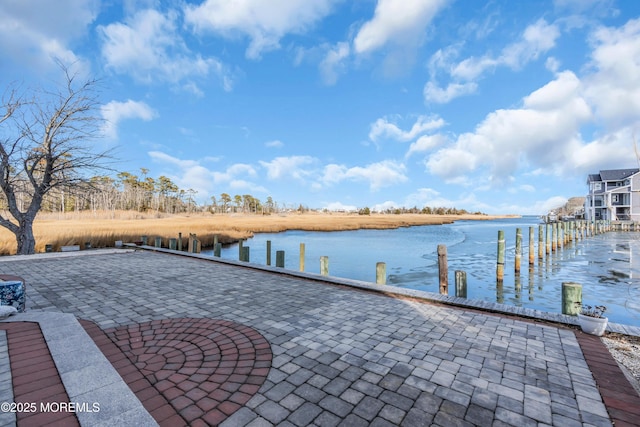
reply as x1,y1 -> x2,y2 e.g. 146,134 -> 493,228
599,168 -> 640,181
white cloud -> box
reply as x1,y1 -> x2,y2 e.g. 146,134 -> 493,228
149,151 -> 263,201
323,201 -> 357,211
259,156 -> 317,180
427,19 -> 560,104
99,8 -> 230,92
322,160 -> 408,191
583,18 -> 640,129
184,0 -> 337,59
0,0 -> 97,71
369,115 -> 445,143
406,134 -> 447,158
423,81 -> 478,104
319,42 -> 350,85
425,70 -> 592,183
265,140 -> 284,148
101,100 -> 157,139
353,0 -> 448,55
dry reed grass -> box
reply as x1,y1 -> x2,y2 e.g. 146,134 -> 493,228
0,210 -> 510,255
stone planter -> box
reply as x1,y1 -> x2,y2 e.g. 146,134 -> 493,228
0,280 -> 25,313
577,313 -> 608,336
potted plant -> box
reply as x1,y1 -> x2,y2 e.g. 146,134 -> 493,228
575,302 -> 608,336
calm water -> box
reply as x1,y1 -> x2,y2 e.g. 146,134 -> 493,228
204,217 -> 640,326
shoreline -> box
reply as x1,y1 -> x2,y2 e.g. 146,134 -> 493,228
0,211 -> 519,255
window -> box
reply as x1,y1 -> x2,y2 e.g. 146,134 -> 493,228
612,194 -> 619,203
593,182 -> 602,190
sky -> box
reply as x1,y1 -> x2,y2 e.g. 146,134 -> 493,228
1,0 -> 640,214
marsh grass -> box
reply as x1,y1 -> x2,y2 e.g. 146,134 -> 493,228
0,210 -> 502,255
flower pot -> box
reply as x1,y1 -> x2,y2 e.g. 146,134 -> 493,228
578,313 -> 608,336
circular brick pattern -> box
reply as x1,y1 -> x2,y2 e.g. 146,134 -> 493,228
107,318 -> 271,425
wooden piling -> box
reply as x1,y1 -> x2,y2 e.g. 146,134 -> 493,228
276,250 -> 285,268
141,235 -> 148,245
299,243 -> 305,272
562,282 -> 582,315
320,256 -> 329,276
546,225 -> 551,255
438,244 -> 448,295
496,231 -> 505,282
529,227 -> 535,266
266,240 -> 272,266
376,262 -> 386,285
515,228 -> 522,274
169,238 -> 177,250
455,270 -> 467,298
241,246 -> 250,262
238,239 -> 244,260
178,232 -> 183,251
154,237 -> 162,248
551,223 -> 557,252
214,243 -> 222,257
538,226 -> 544,260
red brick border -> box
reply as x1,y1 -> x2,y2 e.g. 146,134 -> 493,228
575,331 -> 640,427
0,322 -> 79,427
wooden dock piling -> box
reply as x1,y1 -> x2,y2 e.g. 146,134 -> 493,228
320,256 -> 329,276
438,244 -> 448,295
376,262 -> 386,285
496,231 -> 505,282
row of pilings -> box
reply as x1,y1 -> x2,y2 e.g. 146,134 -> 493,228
495,219 -> 614,282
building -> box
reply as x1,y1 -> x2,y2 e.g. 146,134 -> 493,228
585,168 -> 640,221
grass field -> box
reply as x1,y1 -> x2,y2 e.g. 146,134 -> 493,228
0,210 -> 509,255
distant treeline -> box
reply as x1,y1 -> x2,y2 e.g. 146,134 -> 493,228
0,167 -> 482,216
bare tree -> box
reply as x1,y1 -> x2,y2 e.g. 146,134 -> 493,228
0,64 -> 109,254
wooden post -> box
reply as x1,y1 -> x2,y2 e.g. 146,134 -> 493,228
528,227 -> 535,266
551,223 -> 557,252
515,228 -> 522,274
376,262 -> 386,285
496,231 -> 505,283
538,226 -> 543,260
178,232 -> 183,251
320,256 -> 329,276
266,240 -> 272,266
276,250 -> 285,268
562,282 -> 582,315
299,243 -> 305,272
214,243 -> 222,257
141,235 -> 148,245
238,239 -> 244,261
455,270 -> 467,298
154,237 -> 162,248
546,225 -> 551,255
438,244 -> 448,295
214,235 -> 219,248
241,246 -> 250,262
169,238 -> 177,250
45,244 -> 53,253
188,233 -> 196,253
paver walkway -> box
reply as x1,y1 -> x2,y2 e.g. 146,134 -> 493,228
1,249 -> 639,426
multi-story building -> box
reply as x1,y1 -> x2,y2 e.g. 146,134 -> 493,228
585,168 -> 640,221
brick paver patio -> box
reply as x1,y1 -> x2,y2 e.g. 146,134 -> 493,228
1,249 -> 639,426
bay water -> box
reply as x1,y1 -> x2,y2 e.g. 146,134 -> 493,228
205,217 -> 640,326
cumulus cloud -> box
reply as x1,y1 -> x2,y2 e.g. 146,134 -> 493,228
99,8 -> 230,92
149,151 -> 265,201
101,99 -> 157,139
0,0 -> 97,71
426,19 -> 561,104
369,115 -> 445,143
319,42 -> 350,85
583,18 -> 640,130
322,160 -> 408,191
265,140 -> 284,148
323,201 -> 357,211
406,134 -> 448,158
184,0 -> 337,59
353,0 -> 448,55
259,156 -> 317,180
425,70 -> 592,183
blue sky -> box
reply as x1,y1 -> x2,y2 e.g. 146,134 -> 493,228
2,0 -> 640,214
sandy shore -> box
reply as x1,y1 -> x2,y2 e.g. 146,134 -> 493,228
0,211 -> 515,254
